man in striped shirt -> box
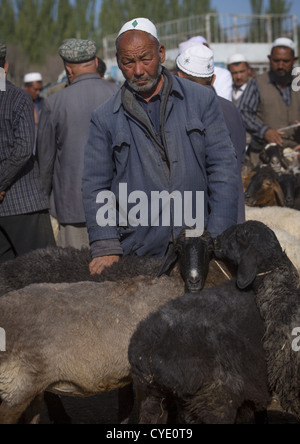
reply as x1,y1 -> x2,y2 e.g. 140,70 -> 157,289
238,37 -> 300,166
0,43 -> 55,263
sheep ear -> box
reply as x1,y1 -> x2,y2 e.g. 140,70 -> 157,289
157,245 -> 179,277
236,247 -> 258,290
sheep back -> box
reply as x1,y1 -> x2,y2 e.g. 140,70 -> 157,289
0,247 -> 163,297
245,206 -> 300,240
0,275 -> 184,402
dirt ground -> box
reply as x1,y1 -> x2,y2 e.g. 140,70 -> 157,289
39,391 -> 299,425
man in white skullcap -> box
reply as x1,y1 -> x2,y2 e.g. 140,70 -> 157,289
24,72 -> 44,153
178,35 -> 233,101
227,54 -> 253,106
239,37 -> 300,165
176,44 -> 246,224
82,18 -> 239,275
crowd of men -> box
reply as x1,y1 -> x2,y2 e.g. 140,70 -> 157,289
0,19 -> 299,271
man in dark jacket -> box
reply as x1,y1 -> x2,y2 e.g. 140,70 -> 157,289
176,43 -> 246,224
0,43 -> 55,263
82,18 -> 239,275
38,39 -> 119,249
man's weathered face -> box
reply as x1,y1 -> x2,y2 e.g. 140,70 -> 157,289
117,30 -> 165,94
268,47 -> 297,83
24,81 -> 43,101
229,62 -> 251,88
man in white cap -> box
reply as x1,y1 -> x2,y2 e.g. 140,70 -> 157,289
24,72 -> 44,153
227,54 -> 252,106
176,44 -> 246,224
178,36 -> 233,101
82,18 -> 239,275
238,37 -> 300,165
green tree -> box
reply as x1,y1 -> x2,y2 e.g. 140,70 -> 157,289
266,0 -> 293,39
180,0 -> 212,17
249,0 -> 264,14
55,0 -> 77,45
0,0 -> 16,43
266,0 -> 293,14
72,0 -> 96,40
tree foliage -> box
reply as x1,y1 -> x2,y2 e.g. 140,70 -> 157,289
0,0 -> 297,69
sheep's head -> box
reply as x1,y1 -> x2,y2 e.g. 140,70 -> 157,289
244,166 -> 285,207
278,174 -> 297,208
213,221 -> 283,289
157,229 -> 213,293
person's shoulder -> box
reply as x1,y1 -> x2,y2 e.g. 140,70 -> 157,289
218,95 -> 239,113
4,81 -> 32,106
174,74 -> 214,100
100,78 -> 120,93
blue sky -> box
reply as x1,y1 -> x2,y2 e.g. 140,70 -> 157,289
211,0 -> 300,19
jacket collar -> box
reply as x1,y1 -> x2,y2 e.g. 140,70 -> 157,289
70,72 -> 102,86
113,67 -> 184,114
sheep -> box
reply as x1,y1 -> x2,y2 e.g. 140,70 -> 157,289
278,173 -> 299,209
270,228 -> 300,273
245,205 -> 300,241
214,220 -> 300,419
0,230 -> 233,424
128,273 -> 269,424
0,230 -> 233,297
0,276 -> 185,424
259,143 -> 289,174
243,166 -> 285,207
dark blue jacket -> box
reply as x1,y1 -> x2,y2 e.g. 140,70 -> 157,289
82,70 -> 238,257
218,95 -> 246,224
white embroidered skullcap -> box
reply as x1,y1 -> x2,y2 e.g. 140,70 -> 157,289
178,36 -> 208,54
24,72 -> 43,83
117,18 -> 159,41
176,44 -> 214,78
227,53 -> 247,65
272,37 -> 296,52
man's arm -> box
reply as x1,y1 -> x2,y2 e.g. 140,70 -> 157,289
0,93 -> 34,192
238,78 -> 285,146
82,108 -> 123,269
37,99 -> 57,196
202,90 -> 239,237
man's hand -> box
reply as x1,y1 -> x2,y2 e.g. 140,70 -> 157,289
0,191 -> 6,203
294,145 -> 300,152
265,128 -> 285,146
89,255 -> 120,275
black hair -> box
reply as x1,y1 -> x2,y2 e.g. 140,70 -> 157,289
97,57 -> 107,77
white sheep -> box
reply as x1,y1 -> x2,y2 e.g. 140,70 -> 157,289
270,228 -> 300,273
245,205 -> 300,240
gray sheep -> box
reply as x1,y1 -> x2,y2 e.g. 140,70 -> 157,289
0,276 -> 184,424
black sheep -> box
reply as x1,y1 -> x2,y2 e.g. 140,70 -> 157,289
129,282 -> 269,424
214,220 -> 300,419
